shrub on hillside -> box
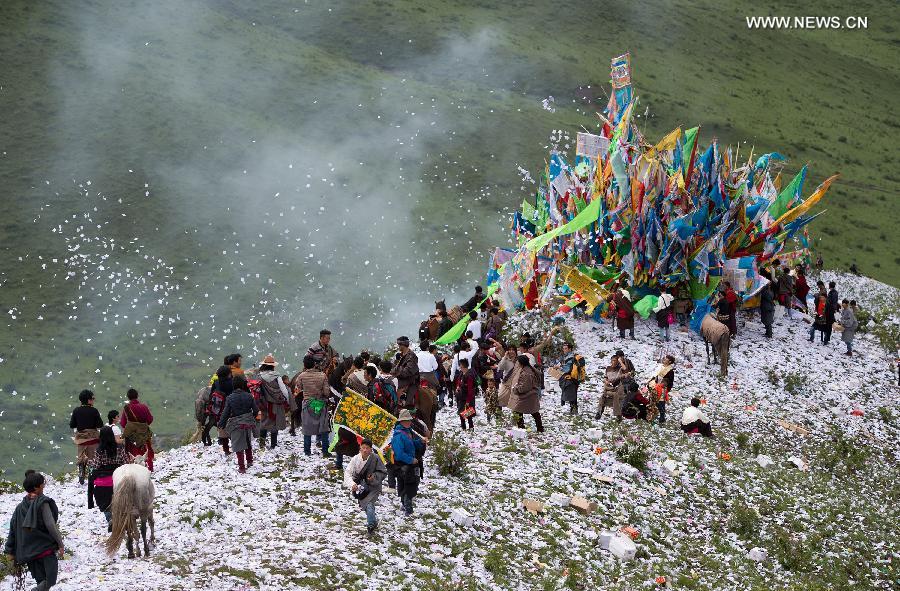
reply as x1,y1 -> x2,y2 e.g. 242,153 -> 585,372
615,436 -> 648,472
431,431 -> 472,478
500,309 -> 572,359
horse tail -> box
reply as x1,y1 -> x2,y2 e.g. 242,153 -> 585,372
105,471 -> 137,556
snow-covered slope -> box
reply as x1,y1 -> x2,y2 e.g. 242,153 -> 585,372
2,273 -> 897,591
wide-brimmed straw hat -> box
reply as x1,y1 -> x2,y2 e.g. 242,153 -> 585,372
397,409 -> 414,422
262,354 -> 278,366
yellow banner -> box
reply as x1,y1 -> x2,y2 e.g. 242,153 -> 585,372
560,265 -> 611,314
331,389 -> 397,451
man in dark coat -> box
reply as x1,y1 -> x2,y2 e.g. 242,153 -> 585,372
824,281 -> 839,344
760,282 -> 776,338
460,285 -> 484,314
307,329 -> 338,375
69,389 -> 103,484
4,471 -> 64,591
391,336 -> 419,408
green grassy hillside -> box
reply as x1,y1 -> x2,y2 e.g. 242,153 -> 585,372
0,0 -> 897,474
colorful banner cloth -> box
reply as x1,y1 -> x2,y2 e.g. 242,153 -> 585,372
331,389 -> 397,452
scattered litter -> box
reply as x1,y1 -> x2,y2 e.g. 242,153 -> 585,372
755,454 -> 775,469
548,493 -> 570,506
451,507 -> 473,527
608,533 -> 637,561
569,496 -> 598,514
787,456 -> 808,471
663,459 -> 680,476
777,419 -> 811,436
523,499 -> 545,514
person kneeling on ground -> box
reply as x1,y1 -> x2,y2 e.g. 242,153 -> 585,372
680,397 -> 713,437
343,438 -> 387,534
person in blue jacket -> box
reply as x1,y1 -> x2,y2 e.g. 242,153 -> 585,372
391,409 -> 427,516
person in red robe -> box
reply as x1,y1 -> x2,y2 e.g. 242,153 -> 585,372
120,389 -> 155,471
793,265 -> 810,313
723,282 -> 738,337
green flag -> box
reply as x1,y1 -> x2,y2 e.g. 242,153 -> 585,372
434,283 -> 499,345
633,295 -> 659,319
767,165 -> 807,221
682,126 -> 699,177
524,197 -> 601,253
521,199 -> 537,223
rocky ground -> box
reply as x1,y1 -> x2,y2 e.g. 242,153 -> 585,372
1,272 -> 897,591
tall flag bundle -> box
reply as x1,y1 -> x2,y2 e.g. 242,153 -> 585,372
496,52 -> 837,318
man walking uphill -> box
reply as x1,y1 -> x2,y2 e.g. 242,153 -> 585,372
120,389 -> 155,471
69,390 -> 104,485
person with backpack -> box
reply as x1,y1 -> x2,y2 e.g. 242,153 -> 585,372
291,355 -> 332,457
555,342 -> 585,415
69,389 -> 104,485
653,285 -> 675,341
197,365 -> 234,453
495,342 -> 518,413
4,470 -> 64,591
120,388 -> 154,471
366,361 -> 399,416
343,438 -> 387,534
343,356 -> 370,395
454,358 -> 477,431
256,355 -> 290,450
645,355 -> 675,424
218,375 -> 260,474
391,410 -> 427,516
205,366 -> 233,453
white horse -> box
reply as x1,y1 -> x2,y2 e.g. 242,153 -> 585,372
105,464 -> 156,558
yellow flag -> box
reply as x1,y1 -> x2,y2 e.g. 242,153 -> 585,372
773,174 -> 839,226
654,127 -> 682,152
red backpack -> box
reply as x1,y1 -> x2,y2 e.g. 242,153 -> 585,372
247,379 -> 263,402
373,377 -> 398,415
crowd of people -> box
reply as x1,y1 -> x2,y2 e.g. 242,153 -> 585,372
5,267 -> 862,588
